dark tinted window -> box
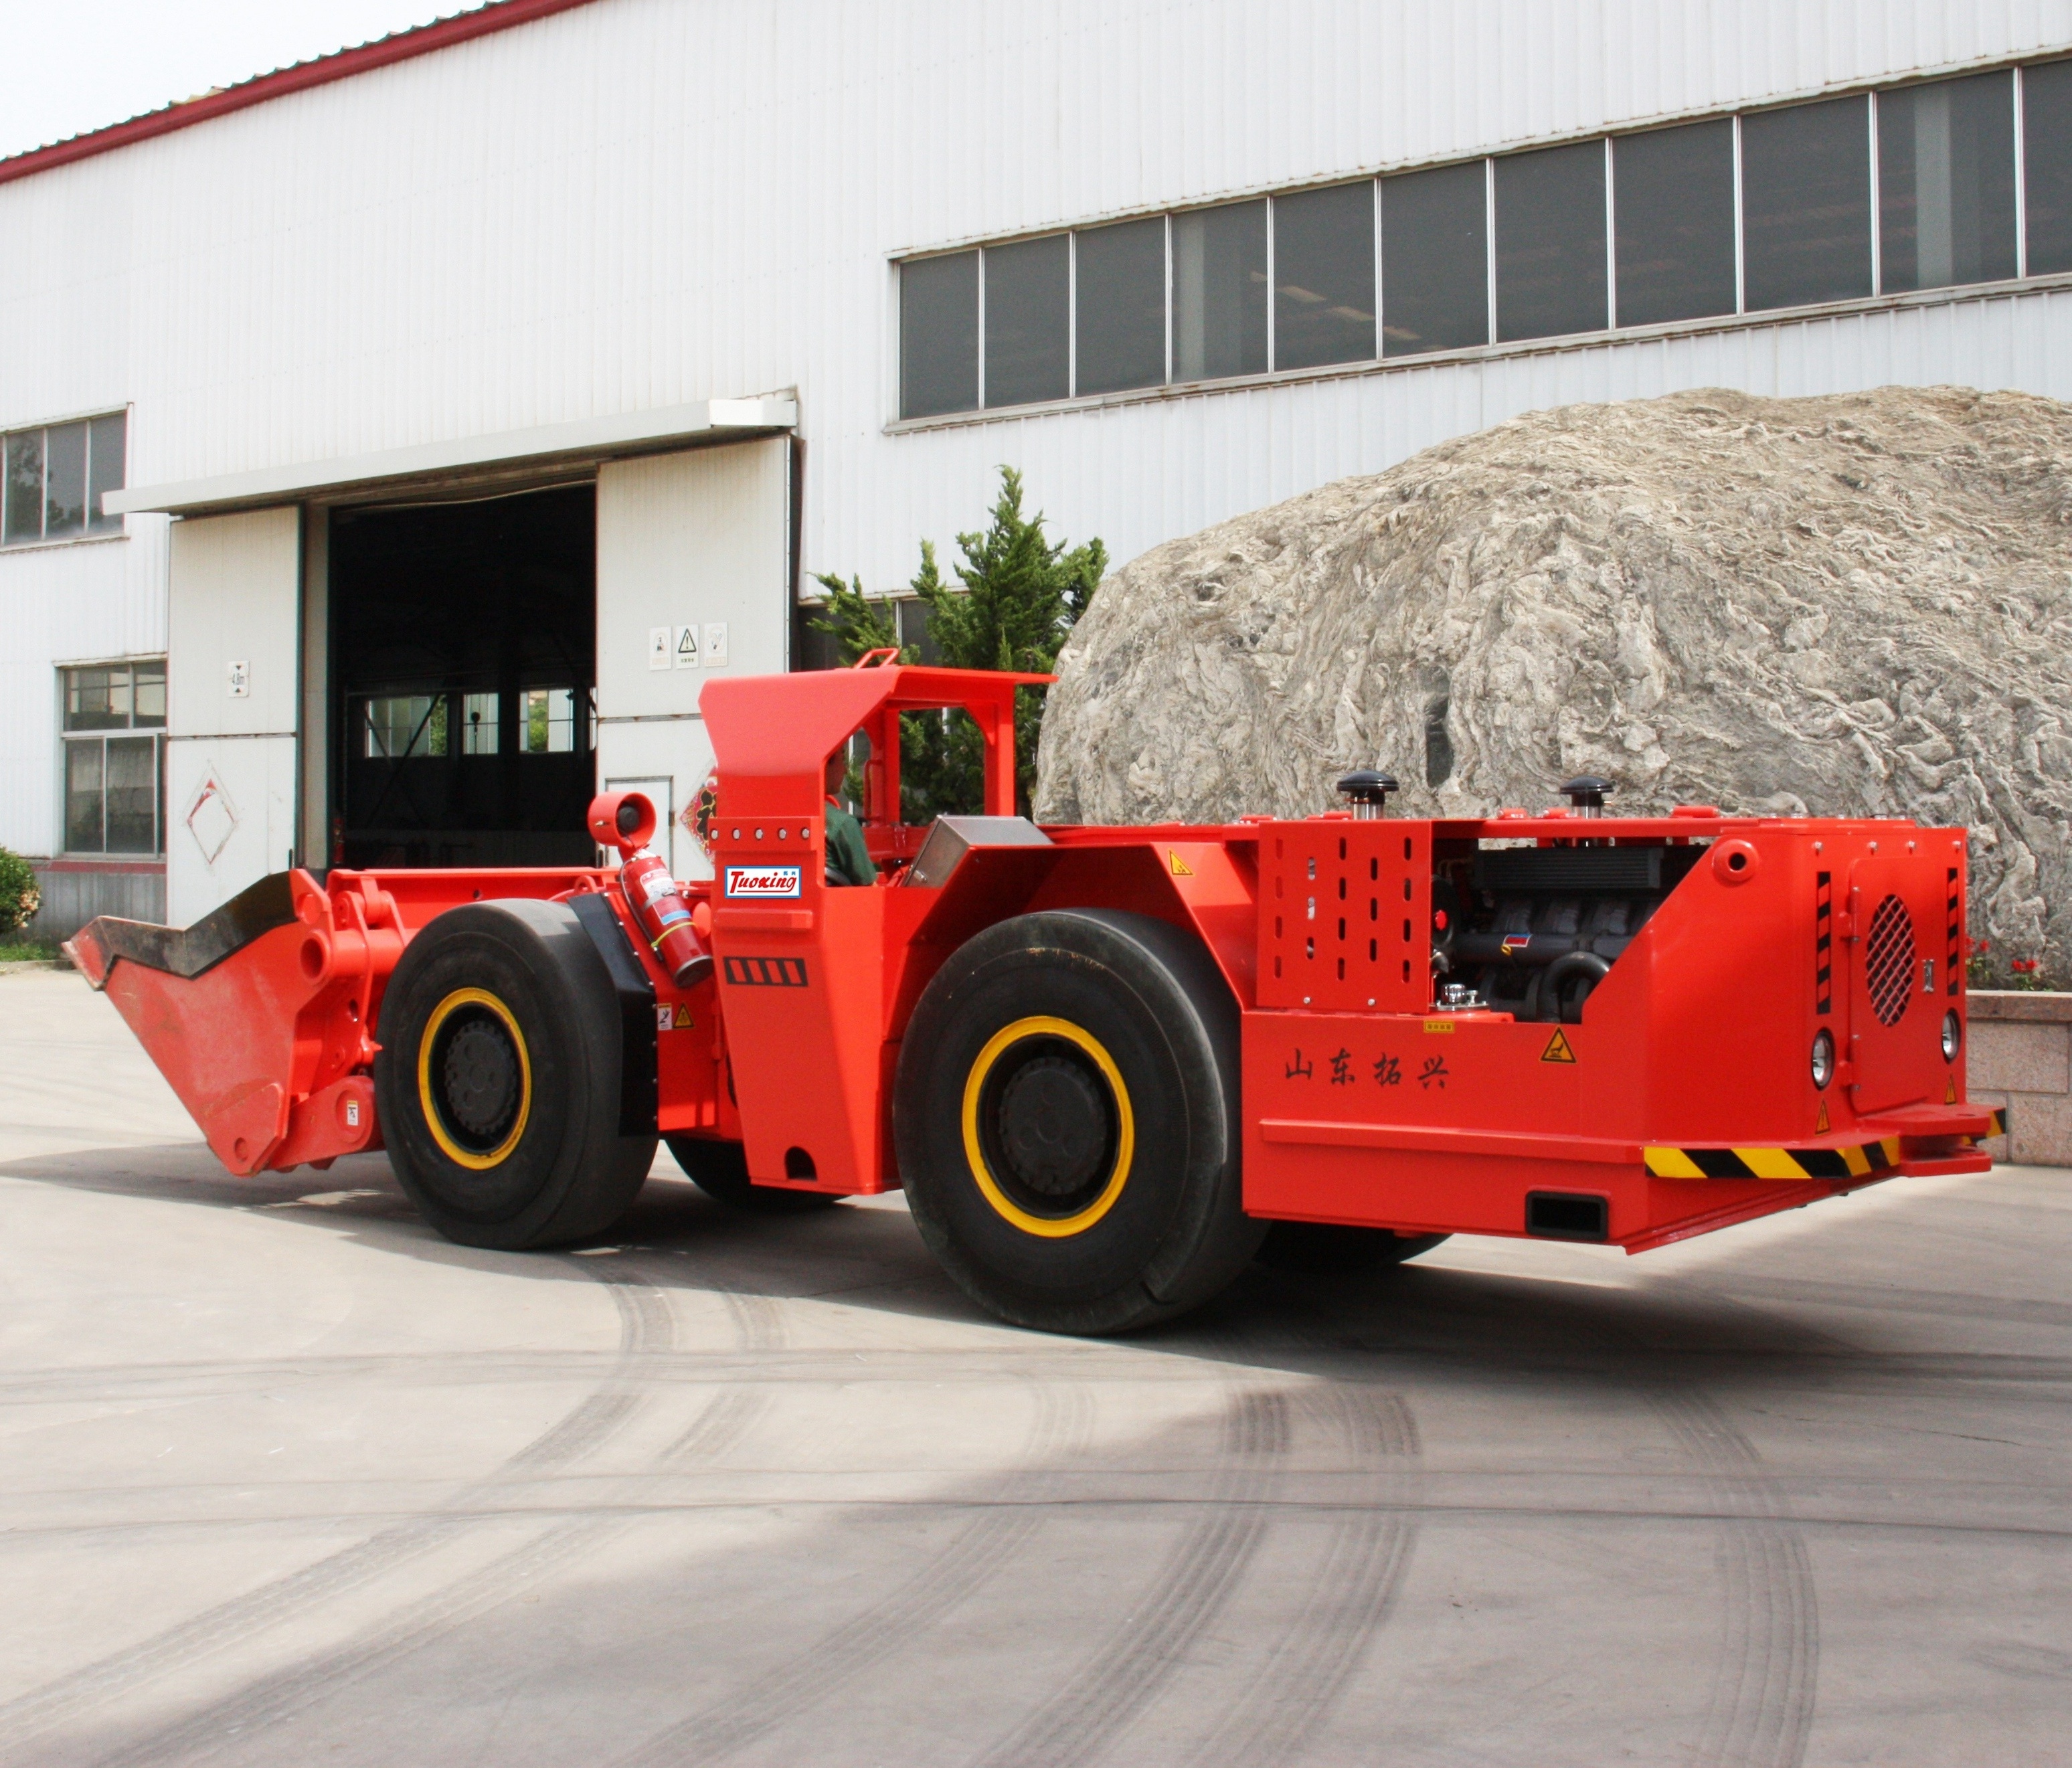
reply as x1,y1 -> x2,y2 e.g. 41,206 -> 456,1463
899,252 -> 978,418
1614,120 -> 1737,325
4,431 -> 41,545
88,412 -> 125,532
1274,182 -> 1375,369
44,421 -> 86,539
1741,96 -> 1873,311
105,736 -> 159,853
1172,200 -> 1267,381
1075,217 -> 1165,395
65,743 -> 102,852
984,235 -> 1069,406
1494,141 -> 1607,342
133,662 -> 165,725
2022,60 -> 2072,275
1381,161 -> 1488,356
1879,72 -> 2016,292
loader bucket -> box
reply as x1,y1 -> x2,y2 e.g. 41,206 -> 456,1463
66,870 -> 394,1176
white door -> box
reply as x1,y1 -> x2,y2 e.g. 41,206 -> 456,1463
595,438 -> 790,879
165,507 -> 300,925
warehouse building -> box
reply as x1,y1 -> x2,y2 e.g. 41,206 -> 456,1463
5,0 -> 2072,934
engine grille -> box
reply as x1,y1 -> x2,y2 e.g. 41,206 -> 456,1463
1863,893 -> 1915,1027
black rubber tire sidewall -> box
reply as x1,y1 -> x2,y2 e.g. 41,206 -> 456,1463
375,900 -> 654,1249
896,909 -> 1264,1334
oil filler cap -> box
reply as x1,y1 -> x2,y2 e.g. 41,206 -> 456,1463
1336,771 -> 1399,820
1559,775 -> 1612,818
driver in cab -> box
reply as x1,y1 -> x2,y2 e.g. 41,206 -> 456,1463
825,747 -> 876,887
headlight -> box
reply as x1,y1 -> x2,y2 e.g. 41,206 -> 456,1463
1810,1029 -> 1836,1090
1941,1010 -> 1961,1063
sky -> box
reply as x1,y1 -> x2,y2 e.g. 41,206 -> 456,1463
0,0 -> 474,161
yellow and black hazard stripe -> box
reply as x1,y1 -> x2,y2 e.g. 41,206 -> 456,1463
1646,1107 -> 2007,1180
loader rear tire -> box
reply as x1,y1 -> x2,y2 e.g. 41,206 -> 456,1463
665,1136 -> 841,1215
375,900 -> 657,1250
895,909 -> 1264,1335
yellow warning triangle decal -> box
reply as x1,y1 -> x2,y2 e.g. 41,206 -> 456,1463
1169,851 -> 1194,877
1541,1028 -> 1577,1063
1816,1097 -> 1830,1134
1945,1073 -> 1958,1104
674,1003 -> 695,1029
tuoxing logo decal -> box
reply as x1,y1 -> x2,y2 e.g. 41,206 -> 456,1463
725,865 -> 801,899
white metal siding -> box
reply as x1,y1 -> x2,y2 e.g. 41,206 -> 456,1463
3,0 -> 2072,857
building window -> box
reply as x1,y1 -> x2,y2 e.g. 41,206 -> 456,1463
983,235 -> 1070,408
1381,161 -> 1488,356
897,56 -> 2058,420
1496,141 -> 1608,342
1741,96 -> 1873,311
521,687 -> 577,754
1879,72 -> 2018,294
1074,217 -> 1167,395
364,694 -> 446,758
1172,200 -> 1268,381
2024,60 -> 2072,274
1614,120 -> 1737,325
61,658 -> 164,855
460,692 -> 499,755
899,252 -> 979,420
1273,183 -> 1377,369
4,412 -> 126,547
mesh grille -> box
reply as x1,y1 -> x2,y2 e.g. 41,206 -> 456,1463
1863,893 -> 1915,1028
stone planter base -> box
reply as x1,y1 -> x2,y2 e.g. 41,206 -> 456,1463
1968,990 -> 2072,1167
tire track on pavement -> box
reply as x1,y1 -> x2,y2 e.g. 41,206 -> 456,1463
1650,1385 -> 1820,1768
76,1261 -> 796,1768
1177,1384 -> 1421,1768
0,1256 -> 673,1763
966,1386 -> 1290,1768
612,1383 -> 1097,1768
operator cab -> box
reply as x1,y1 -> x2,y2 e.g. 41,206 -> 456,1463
693,654 -> 1054,1195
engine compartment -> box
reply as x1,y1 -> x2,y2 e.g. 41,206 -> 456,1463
1437,842 -> 1706,1023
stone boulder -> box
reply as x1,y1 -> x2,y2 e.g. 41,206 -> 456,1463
1035,386 -> 2072,985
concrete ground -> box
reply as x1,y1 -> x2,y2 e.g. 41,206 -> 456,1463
0,969 -> 2065,1768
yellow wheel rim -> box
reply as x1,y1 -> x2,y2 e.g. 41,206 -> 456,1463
960,1015 -> 1134,1239
418,987 -> 533,1169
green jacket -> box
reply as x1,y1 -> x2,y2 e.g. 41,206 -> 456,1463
825,797 -> 876,886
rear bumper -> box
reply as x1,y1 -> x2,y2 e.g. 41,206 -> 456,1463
1642,1105 -> 2006,1183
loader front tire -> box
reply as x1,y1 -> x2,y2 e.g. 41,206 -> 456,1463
895,910 -> 1264,1335
375,900 -> 656,1250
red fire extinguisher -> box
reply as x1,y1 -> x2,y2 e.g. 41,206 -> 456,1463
586,791 -> 712,988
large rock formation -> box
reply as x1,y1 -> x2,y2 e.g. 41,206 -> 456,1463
1035,386 -> 2072,984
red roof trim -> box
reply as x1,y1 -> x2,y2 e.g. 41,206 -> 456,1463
0,0 -> 601,187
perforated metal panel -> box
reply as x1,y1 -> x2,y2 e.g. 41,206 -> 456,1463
1256,820 -> 1432,1012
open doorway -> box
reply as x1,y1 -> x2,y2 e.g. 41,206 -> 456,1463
329,484 -> 596,869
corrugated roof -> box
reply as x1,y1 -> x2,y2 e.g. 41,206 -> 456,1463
0,0 -> 602,186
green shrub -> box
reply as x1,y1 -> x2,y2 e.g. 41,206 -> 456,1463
810,466 -> 1105,820
0,849 -> 39,937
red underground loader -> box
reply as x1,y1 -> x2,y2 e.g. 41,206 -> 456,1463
66,658 -> 2004,1334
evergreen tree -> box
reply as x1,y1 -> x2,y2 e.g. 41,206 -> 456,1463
811,466 -> 1104,822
